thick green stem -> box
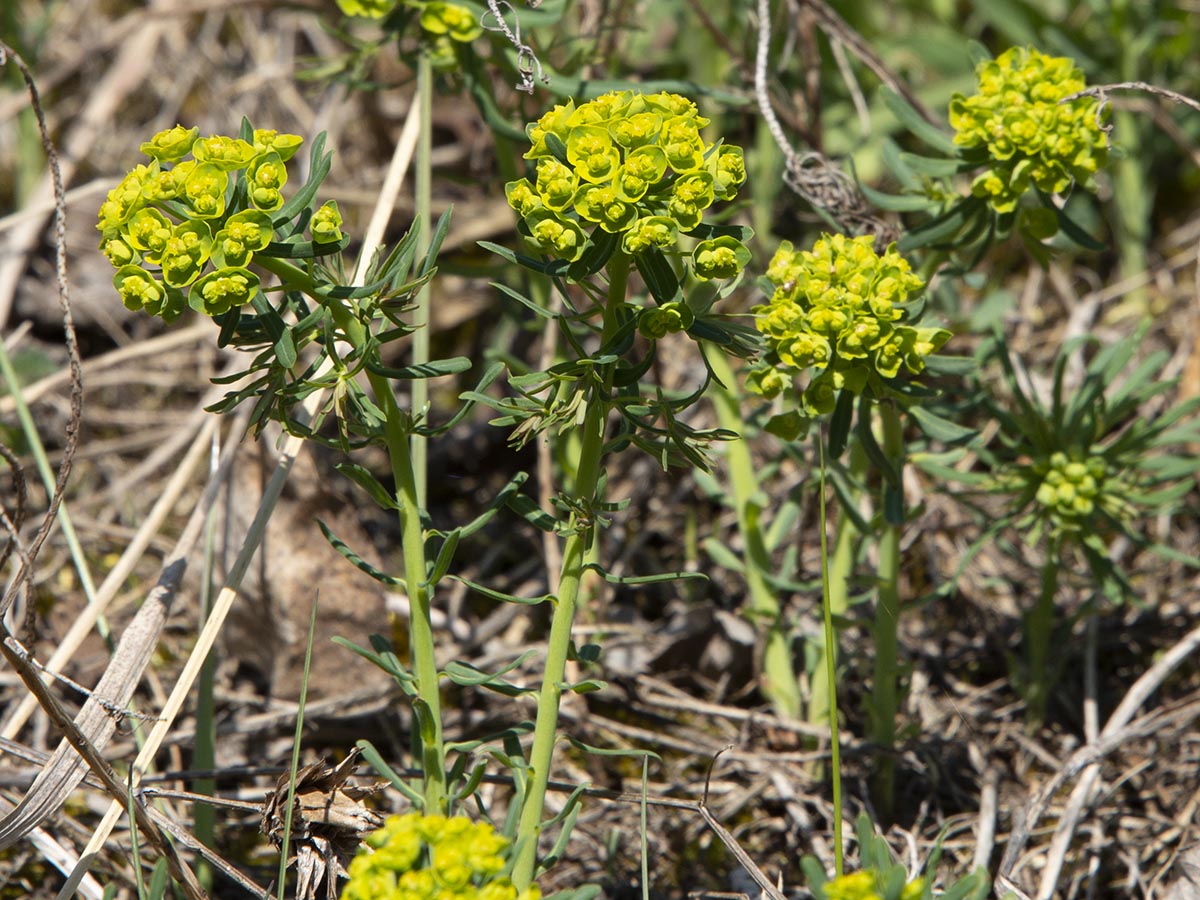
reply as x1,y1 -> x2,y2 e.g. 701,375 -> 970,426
369,366 -> 447,814
869,402 -> 904,820
705,347 -> 801,720
511,254 -> 630,890
1024,535 -> 1062,728
816,436 -> 844,875
411,53 -> 433,507
258,253 -> 448,813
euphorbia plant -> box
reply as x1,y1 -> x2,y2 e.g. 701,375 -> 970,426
98,120 -> 473,829
480,87 -> 756,889
748,232 -> 949,819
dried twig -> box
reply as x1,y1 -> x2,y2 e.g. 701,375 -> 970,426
0,41 -> 83,622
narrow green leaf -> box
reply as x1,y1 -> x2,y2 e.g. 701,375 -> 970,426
335,462 -> 400,511
828,389 -> 854,457
580,563 -> 706,585
1047,195 -> 1107,251
261,234 -> 350,259
859,182 -> 936,212
564,678 -> 607,694
923,354 -> 977,376
909,404 -> 979,444
427,529 -> 461,589
419,208 -> 453,277
703,536 -> 745,574
634,245 -> 681,305
317,519 -> 403,586
567,227 -> 618,279
506,490 -> 560,533
448,575 -> 552,605
898,151 -> 967,177
492,282 -> 556,318
356,739 -> 424,805
366,356 -> 472,380
882,89 -> 958,155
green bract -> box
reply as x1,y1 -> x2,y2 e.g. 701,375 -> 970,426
335,0 -> 395,16
140,124 -> 198,162
247,151 -> 288,212
342,814 -> 542,900
949,46 -> 1109,213
252,128 -> 304,161
692,235 -> 750,281
510,90 -> 749,271
102,236 -> 138,268
535,159 -> 579,211
213,210 -> 274,268
140,161 -> 191,203
526,211 -> 587,261
310,200 -> 344,243
193,134 -> 258,171
97,164 -> 155,235
505,179 -> 542,218
113,265 -> 166,313
419,2 -> 482,41
621,215 -> 676,255
754,234 -> 946,412
160,221 -> 212,288
188,267 -> 260,316
638,301 -> 694,339
184,163 -> 229,219
124,207 -> 173,262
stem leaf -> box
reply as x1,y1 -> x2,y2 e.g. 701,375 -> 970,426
316,518 -> 404,586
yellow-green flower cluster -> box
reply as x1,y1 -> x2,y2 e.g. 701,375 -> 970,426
821,870 -> 924,900
506,90 -> 748,270
753,234 -> 947,413
1027,450 -> 1142,533
335,0 -> 481,67
341,814 -> 540,900
97,125 -> 318,321
949,47 -> 1108,214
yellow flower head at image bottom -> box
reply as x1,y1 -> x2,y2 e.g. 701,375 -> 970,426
822,871 -> 924,900
341,814 -> 542,900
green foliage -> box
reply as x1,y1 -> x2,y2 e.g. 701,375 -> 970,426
803,814 -> 989,900
969,327 -> 1200,603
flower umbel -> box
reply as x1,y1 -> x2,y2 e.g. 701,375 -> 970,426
341,814 -> 541,900
752,233 -> 946,414
949,47 -> 1109,213
97,125 -> 307,319
506,89 -> 748,272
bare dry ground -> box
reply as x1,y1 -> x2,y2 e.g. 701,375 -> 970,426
2,2 -> 1200,899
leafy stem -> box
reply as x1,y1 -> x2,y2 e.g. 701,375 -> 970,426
510,251 -> 630,890
259,253 -> 449,813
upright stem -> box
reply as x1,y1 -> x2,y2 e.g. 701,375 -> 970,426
511,254 -> 630,890
808,444 -> 864,731
368,365 -> 447,814
705,347 -> 801,720
1024,534 -> 1062,728
411,53 -> 433,507
261,253 -> 449,814
816,436 -> 844,875
869,401 -> 904,820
